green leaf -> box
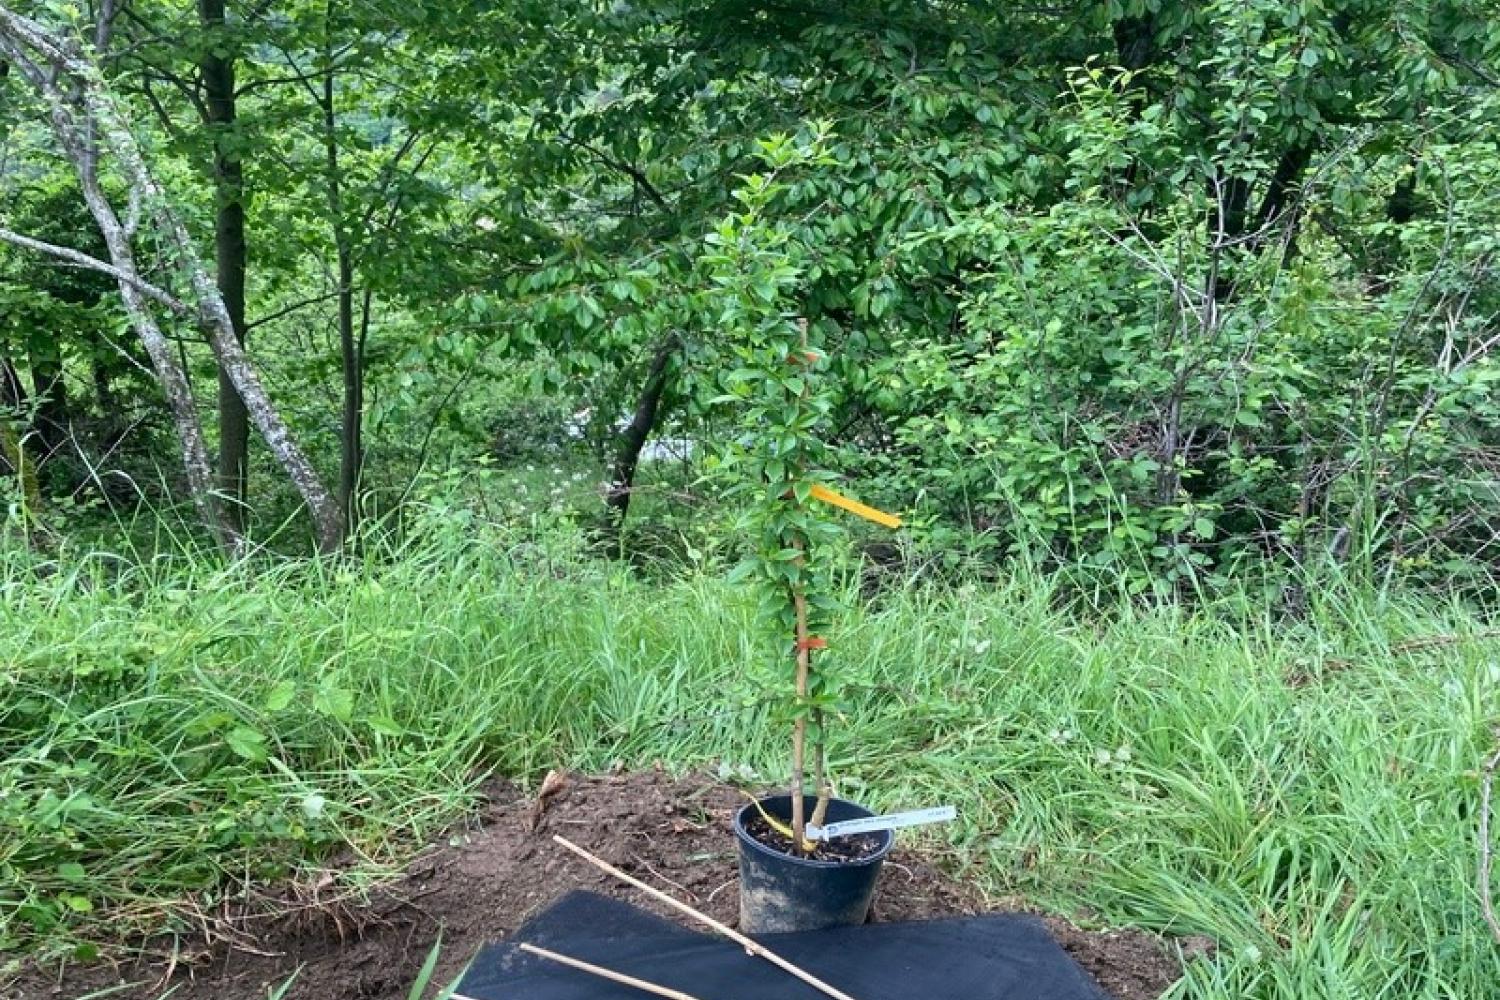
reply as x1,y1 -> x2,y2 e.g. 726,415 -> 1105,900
225,725 -> 268,763
407,934 -> 444,1000
313,685 -> 355,724
264,680 -> 296,713
366,715 -> 406,737
56,862 -> 86,883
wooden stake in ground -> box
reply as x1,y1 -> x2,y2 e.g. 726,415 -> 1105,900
512,943 -> 706,1000
788,316 -> 817,848
552,835 -> 863,1000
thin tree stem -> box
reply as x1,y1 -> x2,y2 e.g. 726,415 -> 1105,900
791,577 -> 811,849
811,706 -> 830,829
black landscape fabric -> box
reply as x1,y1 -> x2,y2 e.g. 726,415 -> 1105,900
456,891 -> 1111,1000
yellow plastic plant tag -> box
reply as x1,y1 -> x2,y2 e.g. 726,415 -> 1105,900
808,483 -> 902,529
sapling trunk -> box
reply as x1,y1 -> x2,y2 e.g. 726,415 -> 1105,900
0,419 -> 40,525
790,580 -> 811,850
787,314 -> 822,853
810,707 -> 830,830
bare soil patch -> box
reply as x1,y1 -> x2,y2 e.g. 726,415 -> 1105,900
8,771 -> 1191,1000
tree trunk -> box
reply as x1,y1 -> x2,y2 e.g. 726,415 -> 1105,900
75,169 -> 236,550
26,355 -> 70,466
320,42 -> 360,538
336,247 -> 360,531
199,0 -> 250,531
601,334 -> 678,545
0,358 -> 40,518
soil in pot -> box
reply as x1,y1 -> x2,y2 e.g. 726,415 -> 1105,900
735,794 -> 893,934
740,810 -> 885,862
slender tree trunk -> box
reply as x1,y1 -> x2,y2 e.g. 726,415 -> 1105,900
199,0 -> 250,530
320,50 -> 360,537
788,320 -> 814,852
601,334 -> 678,544
0,358 -> 40,518
315,0 -> 359,538
28,355 -> 69,464
76,170 -> 236,549
336,251 -> 359,532
0,21 -> 227,541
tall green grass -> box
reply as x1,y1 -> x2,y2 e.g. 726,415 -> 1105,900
1,521 -> 1496,998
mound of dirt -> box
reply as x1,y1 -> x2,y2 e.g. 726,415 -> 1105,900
9,772 -> 1190,1000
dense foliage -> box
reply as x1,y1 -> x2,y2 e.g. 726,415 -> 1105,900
0,0 -> 1493,588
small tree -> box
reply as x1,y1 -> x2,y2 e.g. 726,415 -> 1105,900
705,131 -> 848,851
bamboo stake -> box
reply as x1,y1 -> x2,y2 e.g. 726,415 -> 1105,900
552,835 -> 862,1000
789,316 -> 813,849
516,943 -> 705,1000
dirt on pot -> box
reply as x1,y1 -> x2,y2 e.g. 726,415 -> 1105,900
6,771 -> 1195,1000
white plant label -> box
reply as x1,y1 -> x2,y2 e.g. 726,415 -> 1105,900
805,805 -> 956,841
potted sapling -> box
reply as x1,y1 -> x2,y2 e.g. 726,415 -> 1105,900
704,135 -> 902,933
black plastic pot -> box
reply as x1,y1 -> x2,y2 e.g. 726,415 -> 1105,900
734,794 -> 893,934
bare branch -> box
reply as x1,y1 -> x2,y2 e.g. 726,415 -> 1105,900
356,129 -> 424,233
245,290 -> 340,332
560,131 -> 671,212
0,224 -> 188,314
234,56 -> 360,98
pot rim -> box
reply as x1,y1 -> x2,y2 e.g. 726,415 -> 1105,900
733,794 -> 894,869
